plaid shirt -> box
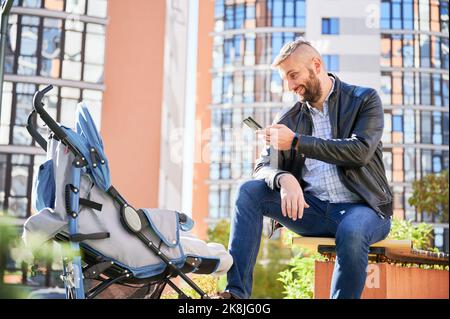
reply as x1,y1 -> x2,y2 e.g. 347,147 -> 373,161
302,78 -> 362,203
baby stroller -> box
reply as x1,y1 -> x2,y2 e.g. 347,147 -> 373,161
23,85 -> 232,299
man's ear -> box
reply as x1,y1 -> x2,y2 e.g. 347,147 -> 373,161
312,57 -> 322,74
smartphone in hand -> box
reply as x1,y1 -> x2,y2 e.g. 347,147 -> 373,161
243,116 -> 263,130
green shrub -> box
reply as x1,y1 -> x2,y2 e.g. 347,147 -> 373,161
0,214 -> 76,298
388,218 -> 435,251
207,219 -> 230,249
0,216 -> 28,298
408,170 -> 449,223
252,236 -> 291,299
277,247 -> 326,299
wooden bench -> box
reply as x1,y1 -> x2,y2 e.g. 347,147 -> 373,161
292,237 -> 449,265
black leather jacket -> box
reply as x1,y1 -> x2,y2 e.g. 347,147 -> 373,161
254,74 -> 393,236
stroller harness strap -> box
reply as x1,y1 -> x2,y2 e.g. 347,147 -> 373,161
79,198 -> 103,212
65,184 -> 103,216
70,232 -> 110,243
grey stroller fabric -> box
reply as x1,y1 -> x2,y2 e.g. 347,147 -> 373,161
23,137 -> 232,278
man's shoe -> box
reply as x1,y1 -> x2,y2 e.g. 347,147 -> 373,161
211,291 -> 240,299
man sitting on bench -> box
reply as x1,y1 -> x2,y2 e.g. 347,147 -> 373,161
215,39 -> 393,299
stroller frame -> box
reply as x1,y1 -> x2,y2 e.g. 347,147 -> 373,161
26,85 -> 210,299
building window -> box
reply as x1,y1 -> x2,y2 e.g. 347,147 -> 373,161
322,18 -> 339,35
381,0 -> 391,29
245,2 -> 255,21
295,0 -> 306,27
420,73 -> 431,105
432,112 -> 443,145
267,0 -> 304,28
87,0 -> 108,18
444,151 -> 450,171
392,0 -> 402,29
404,109 -> 415,143
383,151 -> 393,182
235,4 -> 245,29
209,185 -> 219,219
403,34 -> 414,67
41,18 -> 62,78
383,113 -> 392,144
381,34 -> 391,67
392,114 -> 403,132
422,149 -> 433,175
0,1 -> 108,219
440,0 -> 449,34
404,148 -> 416,182
1,153 -> 34,218
379,33 -> 446,70
271,0 -> 283,27
284,0 -> 295,27
66,0 -> 87,15
0,154 -> 7,210
381,70 -> 447,107
323,55 -> 339,72
225,5 -> 234,30
13,83 -> 35,146
403,72 -> 414,104
421,111 -> 432,144
83,23 -> 106,83
443,113 -> 449,145
403,0 -> 414,29
441,38 -> 449,70
381,0 -> 448,33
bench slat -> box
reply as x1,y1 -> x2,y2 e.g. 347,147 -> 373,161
292,237 -> 449,266
292,237 -> 411,252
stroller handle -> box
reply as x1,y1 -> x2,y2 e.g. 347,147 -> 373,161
27,85 -> 84,158
32,85 -> 69,142
27,110 -> 48,151
26,85 -> 61,151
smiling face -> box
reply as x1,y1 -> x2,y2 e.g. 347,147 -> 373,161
280,64 -> 322,103
277,50 -> 324,104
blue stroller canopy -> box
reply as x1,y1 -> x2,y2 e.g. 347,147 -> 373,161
61,103 -> 111,191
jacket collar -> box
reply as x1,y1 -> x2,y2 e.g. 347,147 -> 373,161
327,73 -> 340,138
328,72 -> 340,100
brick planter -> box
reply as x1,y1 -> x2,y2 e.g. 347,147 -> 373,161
314,261 -> 449,299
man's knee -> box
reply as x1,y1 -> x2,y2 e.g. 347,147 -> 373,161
236,179 -> 268,206
335,224 -> 369,255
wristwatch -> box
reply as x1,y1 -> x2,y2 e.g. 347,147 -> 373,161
291,132 -> 300,150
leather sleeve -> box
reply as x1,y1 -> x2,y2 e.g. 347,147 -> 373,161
296,89 -> 384,167
253,145 -> 290,191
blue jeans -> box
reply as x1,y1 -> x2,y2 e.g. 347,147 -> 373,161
225,179 -> 391,299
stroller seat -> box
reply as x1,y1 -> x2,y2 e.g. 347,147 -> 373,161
23,85 -> 233,299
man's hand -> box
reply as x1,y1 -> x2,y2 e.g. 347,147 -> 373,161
279,174 -> 309,221
257,124 -> 295,150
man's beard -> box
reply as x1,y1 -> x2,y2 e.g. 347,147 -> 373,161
297,69 -> 322,104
